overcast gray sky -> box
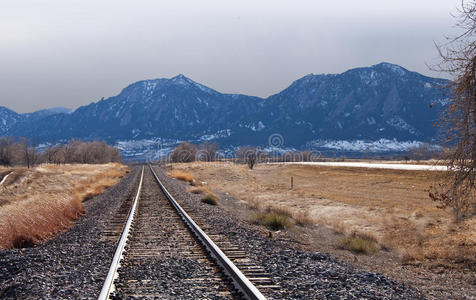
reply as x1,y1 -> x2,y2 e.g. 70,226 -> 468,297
0,0 -> 461,113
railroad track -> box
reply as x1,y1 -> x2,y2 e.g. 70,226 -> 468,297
98,165 -> 270,299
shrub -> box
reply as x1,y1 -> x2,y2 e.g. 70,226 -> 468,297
189,187 -> 208,194
294,211 -> 316,226
254,211 -> 292,230
264,212 -> 291,230
339,233 -> 379,254
198,142 -> 219,161
169,170 -> 194,183
201,193 -> 218,205
170,142 -> 198,163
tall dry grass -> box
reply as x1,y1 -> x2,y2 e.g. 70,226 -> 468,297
0,193 -> 84,248
168,170 -> 194,183
0,163 -> 128,249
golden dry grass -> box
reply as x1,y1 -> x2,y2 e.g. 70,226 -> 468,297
168,170 -> 194,183
171,161 -> 475,265
0,163 -> 128,249
253,210 -> 292,230
339,232 -> 379,254
188,186 -> 209,194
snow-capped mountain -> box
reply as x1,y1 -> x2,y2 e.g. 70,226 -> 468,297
2,63 -> 449,154
0,106 -> 72,136
0,106 -> 22,135
9,74 -> 263,141
236,62 -> 449,146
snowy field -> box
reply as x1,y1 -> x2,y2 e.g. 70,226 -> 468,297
271,161 -> 447,171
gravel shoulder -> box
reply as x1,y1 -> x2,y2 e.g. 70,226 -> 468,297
153,165 -> 426,299
0,166 -> 140,299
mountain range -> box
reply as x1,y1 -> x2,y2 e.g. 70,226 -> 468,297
0,62 -> 449,157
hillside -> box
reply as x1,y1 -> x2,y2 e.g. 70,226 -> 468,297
1,63 -> 449,154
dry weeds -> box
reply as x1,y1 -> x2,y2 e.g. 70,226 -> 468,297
201,193 -> 218,205
253,211 -> 292,230
339,232 -> 379,254
170,161 -> 475,266
0,163 -> 128,249
189,186 -> 209,194
168,170 -> 194,183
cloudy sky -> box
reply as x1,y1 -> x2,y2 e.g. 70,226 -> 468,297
0,0 -> 461,113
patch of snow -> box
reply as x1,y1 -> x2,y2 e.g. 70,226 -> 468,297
433,98 -> 450,105
242,122 -> 265,132
378,62 -> 406,76
274,162 -> 446,171
386,116 -> 417,134
199,129 -> 232,141
366,117 -> 376,125
116,138 -> 181,160
309,139 -> 434,152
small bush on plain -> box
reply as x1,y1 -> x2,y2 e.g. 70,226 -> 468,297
169,170 -> 194,183
201,193 -> 218,205
254,211 -> 292,230
339,232 -> 379,254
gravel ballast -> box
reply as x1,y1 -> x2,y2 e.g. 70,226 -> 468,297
0,167 -> 140,299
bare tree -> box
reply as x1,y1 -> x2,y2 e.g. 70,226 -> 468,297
429,1 -> 476,221
19,138 -> 39,168
237,147 -> 258,169
43,146 -> 60,164
51,145 -> 66,164
199,142 -> 219,161
170,142 -> 198,163
64,139 -> 81,163
0,137 -> 14,166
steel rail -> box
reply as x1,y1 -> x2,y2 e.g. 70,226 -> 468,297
98,166 -> 144,300
148,164 -> 266,300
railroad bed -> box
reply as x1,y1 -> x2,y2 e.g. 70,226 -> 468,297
99,166 -> 273,299
0,165 -> 429,299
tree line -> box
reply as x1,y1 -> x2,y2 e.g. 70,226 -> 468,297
169,141 -> 321,169
0,137 -> 122,167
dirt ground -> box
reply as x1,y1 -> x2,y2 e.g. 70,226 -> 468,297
169,161 -> 475,299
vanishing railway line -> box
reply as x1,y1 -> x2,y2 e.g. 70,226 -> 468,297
98,165 -> 272,299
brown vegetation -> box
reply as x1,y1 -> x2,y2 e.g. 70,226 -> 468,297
201,193 -> 218,205
339,232 -> 379,254
170,162 -> 475,266
189,186 -> 209,194
170,142 -> 198,163
0,163 -> 128,249
0,137 -> 122,168
236,147 -> 259,169
168,170 -> 194,183
253,209 -> 292,230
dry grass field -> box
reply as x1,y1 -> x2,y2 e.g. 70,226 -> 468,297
170,162 -> 475,267
0,163 -> 129,249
